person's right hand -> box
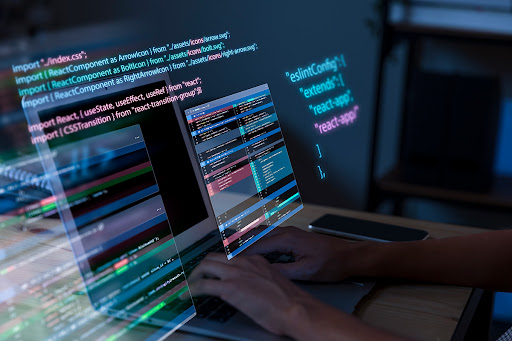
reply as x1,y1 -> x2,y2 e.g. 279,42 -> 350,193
245,225 -> 368,282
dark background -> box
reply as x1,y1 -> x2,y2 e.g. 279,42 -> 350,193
1,1 -> 511,228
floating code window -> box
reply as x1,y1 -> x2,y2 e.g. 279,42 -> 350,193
185,84 -> 303,260
8,78 -> 204,340
38,125 -> 195,340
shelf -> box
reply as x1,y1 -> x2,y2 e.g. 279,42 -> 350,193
367,0 -> 512,213
376,166 -> 512,210
389,3 -> 512,41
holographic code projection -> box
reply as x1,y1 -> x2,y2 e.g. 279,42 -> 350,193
26,78 -> 202,145
284,54 -> 360,180
3,28 -> 266,339
12,30 -> 259,108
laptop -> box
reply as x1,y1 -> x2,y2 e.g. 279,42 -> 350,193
24,72 -> 374,341
23,82 -> 201,339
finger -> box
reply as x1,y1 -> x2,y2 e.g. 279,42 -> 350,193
187,258 -> 237,283
204,250 -> 268,267
225,224 -> 284,250
203,252 -> 231,264
189,278 -> 226,298
244,229 -> 296,256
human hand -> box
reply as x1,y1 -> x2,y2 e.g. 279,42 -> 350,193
187,252 -> 315,337
245,226 -> 368,282
188,252 -> 405,341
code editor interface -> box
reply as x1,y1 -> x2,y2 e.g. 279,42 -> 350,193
11,79 -> 205,340
46,125 -> 195,334
186,84 -> 303,259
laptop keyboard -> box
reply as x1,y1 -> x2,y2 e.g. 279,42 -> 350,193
182,243 -> 223,273
182,238 -> 294,323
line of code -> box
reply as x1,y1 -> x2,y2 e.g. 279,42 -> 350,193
11,31 -> 259,106
27,77 -> 203,144
284,54 -> 360,180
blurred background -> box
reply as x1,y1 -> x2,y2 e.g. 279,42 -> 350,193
2,0 -> 512,224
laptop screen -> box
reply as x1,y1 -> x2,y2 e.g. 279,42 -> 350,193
37,80 -> 209,236
185,84 -> 304,259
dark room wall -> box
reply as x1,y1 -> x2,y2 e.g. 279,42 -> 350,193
2,0 -> 381,210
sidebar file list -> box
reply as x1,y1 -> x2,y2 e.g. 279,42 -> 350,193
185,84 -> 303,259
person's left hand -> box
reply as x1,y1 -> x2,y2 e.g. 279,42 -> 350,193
187,253 -> 314,337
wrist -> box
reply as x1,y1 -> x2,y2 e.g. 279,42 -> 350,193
283,294 -> 320,341
284,293 -> 374,341
344,241 -> 385,278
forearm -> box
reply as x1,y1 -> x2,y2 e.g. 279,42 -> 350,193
286,295 -> 408,341
352,230 -> 512,292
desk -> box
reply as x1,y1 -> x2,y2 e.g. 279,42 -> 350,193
1,204 -> 484,341
172,203 -> 484,341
